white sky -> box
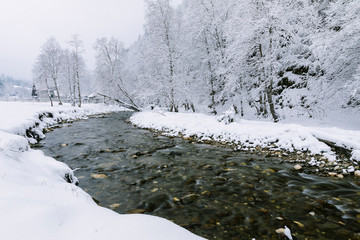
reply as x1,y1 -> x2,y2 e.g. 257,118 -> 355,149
0,0 -> 182,81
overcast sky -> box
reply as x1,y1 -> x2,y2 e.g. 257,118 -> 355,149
0,0 -> 181,81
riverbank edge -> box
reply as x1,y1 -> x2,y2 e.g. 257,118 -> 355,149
26,109 -> 129,145
0,104 -> 205,240
4,106 -> 129,184
130,112 -> 360,178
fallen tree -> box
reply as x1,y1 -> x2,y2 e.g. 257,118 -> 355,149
97,92 -> 140,112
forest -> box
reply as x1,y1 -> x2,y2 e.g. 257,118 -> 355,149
33,0 -> 360,122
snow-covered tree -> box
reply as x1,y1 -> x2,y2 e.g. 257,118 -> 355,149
144,0 -> 180,112
67,34 -> 85,108
33,37 -> 64,106
313,0 -> 360,109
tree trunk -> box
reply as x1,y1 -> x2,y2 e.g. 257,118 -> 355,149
52,77 -> 62,105
45,78 -> 53,107
76,70 -> 81,108
72,76 -> 76,107
238,76 -> 244,117
164,31 -> 177,113
267,85 -> 278,122
204,36 -> 217,114
97,92 -> 140,111
117,83 -> 140,110
67,66 -> 75,107
267,27 -> 279,122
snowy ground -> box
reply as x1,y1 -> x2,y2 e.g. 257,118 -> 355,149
130,110 -> 360,177
0,101 -> 204,240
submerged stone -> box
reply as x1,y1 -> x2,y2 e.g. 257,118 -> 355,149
90,173 -> 108,179
181,194 -> 199,204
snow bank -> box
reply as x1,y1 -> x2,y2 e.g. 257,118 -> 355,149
0,102 -> 204,240
0,101 -> 125,138
130,111 -> 360,163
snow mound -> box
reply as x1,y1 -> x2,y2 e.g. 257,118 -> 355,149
0,130 -> 29,152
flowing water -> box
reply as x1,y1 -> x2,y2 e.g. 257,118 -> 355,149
34,112 -> 360,240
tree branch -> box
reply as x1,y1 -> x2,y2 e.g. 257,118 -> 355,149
97,92 -> 140,112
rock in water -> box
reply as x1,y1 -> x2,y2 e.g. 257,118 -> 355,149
181,194 -> 199,204
354,170 -> 360,177
127,209 -> 147,214
90,173 -> 108,179
109,203 -> 121,209
294,164 -> 302,170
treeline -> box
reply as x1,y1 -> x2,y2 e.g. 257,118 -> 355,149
33,35 -> 91,107
34,0 -> 360,121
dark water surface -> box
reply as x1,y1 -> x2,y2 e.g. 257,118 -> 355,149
34,112 -> 360,240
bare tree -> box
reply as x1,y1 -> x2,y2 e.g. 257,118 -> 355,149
33,54 -> 54,106
38,37 -> 63,105
68,34 -> 84,108
62,49 -> 76,106
94,37 -> 139,110
32,37 -> 64,106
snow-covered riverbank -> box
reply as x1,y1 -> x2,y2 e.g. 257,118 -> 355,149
130,111 -> 360,177
0,102 -> 204,240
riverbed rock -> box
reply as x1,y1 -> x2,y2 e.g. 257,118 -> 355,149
141,194 -> 172,212
328,172 -> 337,177
354,170 -> 360,177
294,164 -> 302,170
294,220 -> 305,228
109,203 -> 121,209
90,173 -> 108,179
185,176 -> 196,185
151,188 -> 159,193
127,209 -> 147,214
181,194 -> 199,204
320,222 -> 340,230
201,191 -> 212,197
203,164 -> 213,170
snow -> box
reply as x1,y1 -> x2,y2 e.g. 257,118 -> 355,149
130,111 -> 360,162
0,101 -> 124,136
284,226 -> 293,240
0,101 -> 204,240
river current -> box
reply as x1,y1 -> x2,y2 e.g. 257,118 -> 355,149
34,112 -> 360,240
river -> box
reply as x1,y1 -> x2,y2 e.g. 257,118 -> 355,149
34,112 -> 360,240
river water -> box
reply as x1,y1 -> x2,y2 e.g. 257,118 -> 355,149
34,112 -> 360,240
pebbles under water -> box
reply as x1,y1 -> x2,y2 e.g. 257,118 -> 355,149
34,112 -> 360,240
